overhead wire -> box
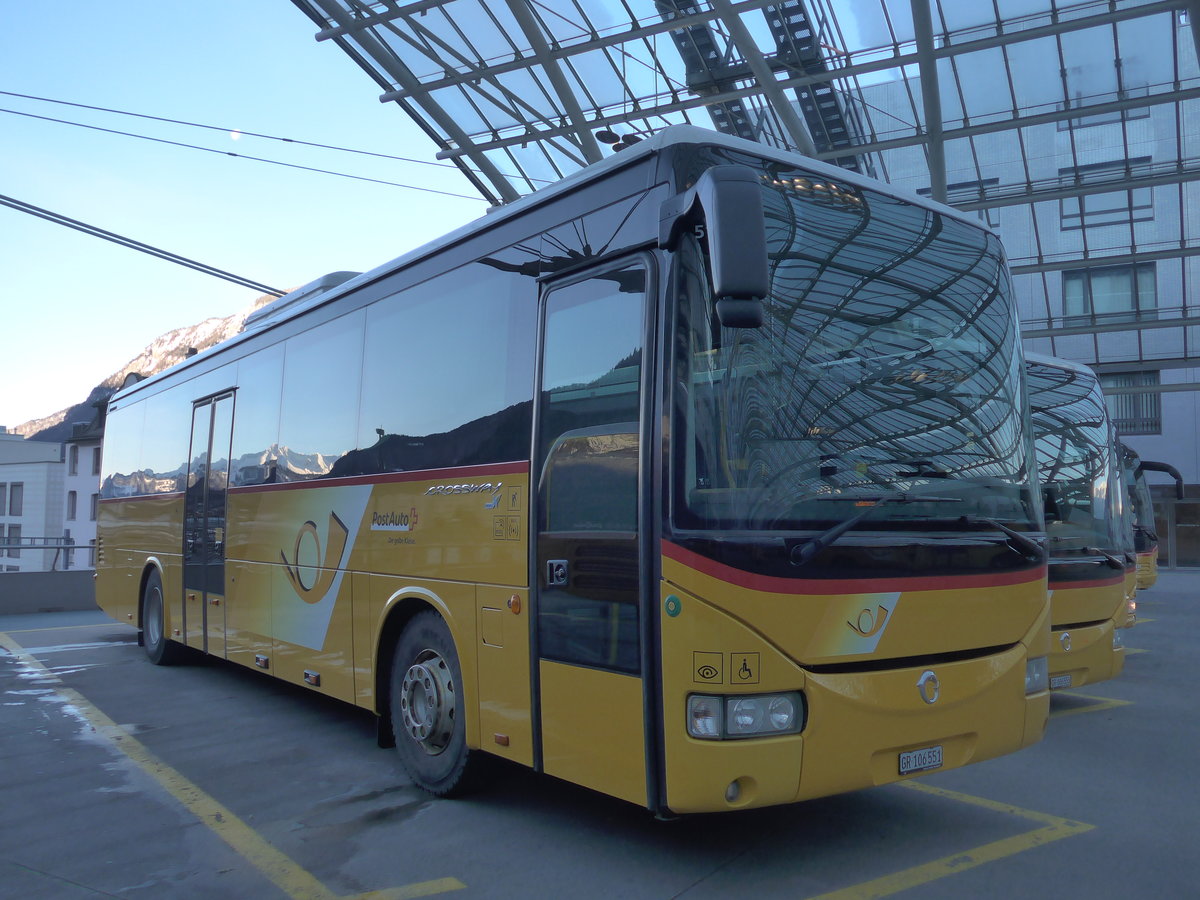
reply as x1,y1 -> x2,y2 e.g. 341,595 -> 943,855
0,106 -> 485,200
0,89 -> 556,186
0,192 -> 288,296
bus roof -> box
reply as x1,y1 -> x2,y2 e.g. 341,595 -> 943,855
111,125 -> 994,405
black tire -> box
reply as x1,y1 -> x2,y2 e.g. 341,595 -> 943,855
141,569 -> 186,665
390,610 -> 482,797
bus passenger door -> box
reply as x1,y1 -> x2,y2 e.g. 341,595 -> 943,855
535,264 -> 650,807
183,392 -> 235,656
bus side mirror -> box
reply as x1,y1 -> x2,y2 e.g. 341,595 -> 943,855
660,165 -> 769,328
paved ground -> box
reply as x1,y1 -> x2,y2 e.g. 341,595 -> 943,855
1,572 -> 1197,899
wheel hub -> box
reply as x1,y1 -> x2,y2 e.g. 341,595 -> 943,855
399,650 -> 455,755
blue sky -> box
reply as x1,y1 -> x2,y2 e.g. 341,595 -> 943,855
0,1 -> 489,428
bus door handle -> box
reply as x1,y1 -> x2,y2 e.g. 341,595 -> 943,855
546,560 -> 569,587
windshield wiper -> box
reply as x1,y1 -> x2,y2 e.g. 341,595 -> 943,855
789,494 -> 962,568
964,516 -> 1045,563
1083,547 -> 1126,569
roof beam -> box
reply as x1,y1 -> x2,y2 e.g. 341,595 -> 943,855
502,0 -> 603,164
1010,245 -> 1200,277
950,163 -> 1200,211
706,0 -> 817,155
821,86 -> 1200,160
304,0 -> 520,202
376,0 -> 778,100
909,0 -> 945,203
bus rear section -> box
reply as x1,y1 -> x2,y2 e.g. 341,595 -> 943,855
1026,355 -> 1129,690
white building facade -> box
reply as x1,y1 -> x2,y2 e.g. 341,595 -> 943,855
0,429 -> 66,573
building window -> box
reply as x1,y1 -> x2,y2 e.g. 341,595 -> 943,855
90,493 -> 99,521
0,483 -> 5,516
8,483 -> 22,517
1057,88 -> 1150,131
6,524 -> 21,558
1059,158 -> 1153,229
67,491 -> 77,521
1063,263 -> 1156,324
92,447 -> 102,476
1099,371 -> 1162,435
88,539 -> 97,567
69,444 -> 79,475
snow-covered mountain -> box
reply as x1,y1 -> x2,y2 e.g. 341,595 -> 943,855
14,292 -> 279,442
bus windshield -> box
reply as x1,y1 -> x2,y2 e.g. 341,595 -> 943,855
673,169 -> 1039,535
1025,360 -> 1120,554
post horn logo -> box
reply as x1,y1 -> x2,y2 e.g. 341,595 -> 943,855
847,604 -> 890,638
917,670 -> 940,705
281,512 -> 349,604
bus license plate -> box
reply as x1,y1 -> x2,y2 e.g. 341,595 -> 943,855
899,745 -> 943,776
1050,674 -> 1073,689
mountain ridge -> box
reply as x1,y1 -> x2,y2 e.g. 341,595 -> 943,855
14,292 -> 278,442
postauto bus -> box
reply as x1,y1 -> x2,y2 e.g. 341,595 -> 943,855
1025,354 -> 1131,689
96,126 -> 1049,815
1118,443 -> 1183,590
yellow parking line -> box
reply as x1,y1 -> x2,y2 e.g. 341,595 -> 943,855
1050,691 -> 1132,719
806,782 -> 1093,900
1131,617 -> 1155,626
1125,648 -> 1149,655
0,632 -> 464,900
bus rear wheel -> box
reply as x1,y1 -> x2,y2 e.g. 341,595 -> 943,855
390,611 -> 481,796
141,569 -> 186,665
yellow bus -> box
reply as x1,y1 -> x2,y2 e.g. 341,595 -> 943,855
1025,354 -> 1130,689
1118,444 -> 1183,590
97,126 -> 1049,814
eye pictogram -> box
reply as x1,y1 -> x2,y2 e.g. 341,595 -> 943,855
696,664 -> 719,680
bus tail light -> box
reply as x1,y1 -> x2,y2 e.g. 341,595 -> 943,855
1024,656 -> 1048,694
687,692 -> 805,740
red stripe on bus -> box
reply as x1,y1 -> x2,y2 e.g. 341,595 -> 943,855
1047,574 -> 1127,591
227,460 -> 530,494
662,540 -> 1045,595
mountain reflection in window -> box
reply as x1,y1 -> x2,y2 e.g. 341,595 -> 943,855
543,428 -> 638,533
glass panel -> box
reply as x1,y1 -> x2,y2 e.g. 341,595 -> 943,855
674,158 -> 1039,535
352,263 -> 535,475
537,265 -> 646,674
99,401 -> 145,499
278,311 -> 364,481
141,388 -> 194,494
231,343 -> 284,486
1026,360 -> 1120,553
1063,270 -> 1086,317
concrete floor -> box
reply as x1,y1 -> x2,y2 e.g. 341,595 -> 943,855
1,572 -> 1197,899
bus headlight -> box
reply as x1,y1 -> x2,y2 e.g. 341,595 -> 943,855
687,692 -> 805,739
687,695 -> 722,739
1025,656 -> 1048,694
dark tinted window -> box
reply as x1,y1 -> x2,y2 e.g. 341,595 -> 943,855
231,344 -> 284,486
339,263 -> 536,476
140,388 -> 193,494
277,311 -> 364,482
100,401 -> 146,499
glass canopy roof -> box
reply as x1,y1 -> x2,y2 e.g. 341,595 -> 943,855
288,0 -> 1200,370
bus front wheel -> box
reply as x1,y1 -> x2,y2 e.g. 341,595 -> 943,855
389,611 -> 480,796
141,569 -> 186,665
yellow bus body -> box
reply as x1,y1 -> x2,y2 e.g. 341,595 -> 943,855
1136,548 -> 1158,590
